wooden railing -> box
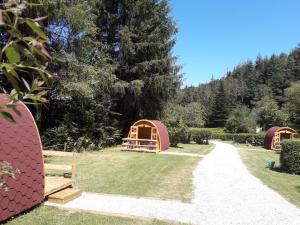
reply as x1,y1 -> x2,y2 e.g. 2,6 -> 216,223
122,138 -> 157,152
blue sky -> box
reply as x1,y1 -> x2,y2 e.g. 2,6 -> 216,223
170,0 -> 300,86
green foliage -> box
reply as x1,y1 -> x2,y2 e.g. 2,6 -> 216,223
168,126 -> 191,147
193,130 -> 212,145
256,96 -> 288,130
191,128 -> 264,146
37,0 -> 181,148
225,105 -> 256,133
280,139 -> 300,174
95,0 -> 181,127
190,127 -> 225,139
163,102 -> 205,128
207,81 -> 229,127
175,45 -> 300,131
36,0 -> 122,149
283,82 -> 300,130
0,0 -> 54,115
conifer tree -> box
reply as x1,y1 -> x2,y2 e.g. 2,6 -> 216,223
95,0 -> 181,128
207,81 -> 228,127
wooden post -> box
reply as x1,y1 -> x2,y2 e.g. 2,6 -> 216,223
64,143 -> 67,152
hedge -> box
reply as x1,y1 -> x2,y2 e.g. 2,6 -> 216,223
190,128 -> 265,146
280,139 -> 300,174
193,130 -> 212,145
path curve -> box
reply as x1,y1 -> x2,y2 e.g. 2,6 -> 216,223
47,141 -> 300,225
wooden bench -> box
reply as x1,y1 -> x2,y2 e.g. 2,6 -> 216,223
43,150 -> 77,197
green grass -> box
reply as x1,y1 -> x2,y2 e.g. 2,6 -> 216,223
5,205 -> 185,225
47,144 -> 207,202
6,145 -> 205,225
238,146 -> 300,207
168,143 -> 214,154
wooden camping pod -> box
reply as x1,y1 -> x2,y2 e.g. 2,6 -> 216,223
0,94 -> 77,222
122,119 -> 170,152
264,126 -> 299,150
0,94 -> 44,222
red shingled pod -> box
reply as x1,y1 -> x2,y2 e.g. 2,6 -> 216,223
0,94 -> 44,222
264,126 -> 299,150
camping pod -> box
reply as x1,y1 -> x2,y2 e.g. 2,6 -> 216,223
264,126 -> 299,150
122,119 -> 170,152
0,94 -> 44,222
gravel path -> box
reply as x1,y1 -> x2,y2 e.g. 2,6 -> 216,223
46,141 -> 300,225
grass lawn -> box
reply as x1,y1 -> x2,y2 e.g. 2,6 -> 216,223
238,146 -> 300,207
6,145 -> 207,225
5,205 -> 185,225
46,144 -> 208,202
168,143 -> 214,154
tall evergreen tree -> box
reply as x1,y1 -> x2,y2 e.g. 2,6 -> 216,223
207,81 -> 228,127
95,0 -> 181,129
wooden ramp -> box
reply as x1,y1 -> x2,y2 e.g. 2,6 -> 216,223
48,188 -> 81,204
44,177 -> 73,196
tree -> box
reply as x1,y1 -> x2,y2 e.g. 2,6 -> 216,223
283,81 -> 300,130
36,0 -> 120,149
207,81 -> 228,127
95,0 -> 181,130
163,102 -> 205,128
225,105 -> 256,133
256,96 -> 288,130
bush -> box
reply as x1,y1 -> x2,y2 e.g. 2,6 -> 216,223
190,128 -> 265,146
169,126 -> 191,147
225,106 -> 256,133
193,130 -> 212,144
280,139 -> 300,174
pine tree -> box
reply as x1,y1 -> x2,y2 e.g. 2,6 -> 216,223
95,0 -> 181,129
207,81 -> 228,127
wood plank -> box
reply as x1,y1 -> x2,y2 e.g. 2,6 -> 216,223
121,144 -> 156,147
122,138 -> 157,142
43,150 -> 75,157
121,148 -> 158,153
44,164 -> 72,171
44,176 -> 73,196
48,188 -> 81,204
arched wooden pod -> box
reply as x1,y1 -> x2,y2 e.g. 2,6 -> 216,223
0,94 -> 44,222
129,119 -> 170,151
264,126 -> 299,150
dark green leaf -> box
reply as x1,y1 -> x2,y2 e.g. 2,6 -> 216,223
25,20 -> 47,40
0,111 -> 15,123
5,45 -> 21,64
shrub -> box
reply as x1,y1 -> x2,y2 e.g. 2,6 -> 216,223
169,126 -> 191,147
193,130 -> 212,145
280,139 -> 300,174
190,128 -> 265,146
225,106 -> 256,133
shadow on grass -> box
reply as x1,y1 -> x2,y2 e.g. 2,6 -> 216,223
270,166 -> 300,176
170,146 -> 183,149
296,186 -> 300,194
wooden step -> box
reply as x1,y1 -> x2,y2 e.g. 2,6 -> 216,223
48,188 -> 81,204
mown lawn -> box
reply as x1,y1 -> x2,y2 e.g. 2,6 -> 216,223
168,143 -> 214,154
5,205 -> 185,225
6,145 -> 206,225
238,146 -> 300,207
46,144 -> 208,202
